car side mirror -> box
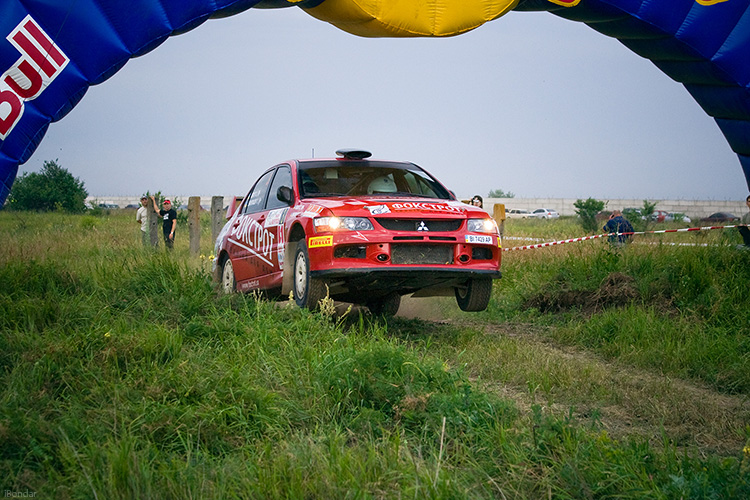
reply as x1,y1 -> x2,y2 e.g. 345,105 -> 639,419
277,186 -> 293,206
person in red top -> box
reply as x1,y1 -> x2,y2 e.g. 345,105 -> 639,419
150,196 -> 177,250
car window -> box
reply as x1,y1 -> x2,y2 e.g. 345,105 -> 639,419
297,160 -> 450,199
243,169 -> 275,215
265,165 -> 293,210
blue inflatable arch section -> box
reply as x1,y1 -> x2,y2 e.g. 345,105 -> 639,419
0,0 -> 748,204
518,0 -> 750,193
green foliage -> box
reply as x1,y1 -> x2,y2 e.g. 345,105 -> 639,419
623,200 -> 659,231
487,188 -> 515,198
489,241 -> 750,393
0,212 -> 748,498
573,197 -> 606,234
640,199 -> 657,220
627,199 -> 658,231
7,159 -> 87,212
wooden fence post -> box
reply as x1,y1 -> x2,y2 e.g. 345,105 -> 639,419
493,203 -> 506,240
211,196 -> 224,246
188,196 -> 200,256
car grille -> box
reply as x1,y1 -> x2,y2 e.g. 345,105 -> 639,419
375,218 -> 462,232
391,244 -> 453,265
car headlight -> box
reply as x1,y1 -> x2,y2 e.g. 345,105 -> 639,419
314,216 -> 374,232
467,218 -> 498,233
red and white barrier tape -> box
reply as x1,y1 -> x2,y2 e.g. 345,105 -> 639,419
502,224 -> 748,252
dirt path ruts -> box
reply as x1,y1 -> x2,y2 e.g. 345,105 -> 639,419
428,317 -> 749,458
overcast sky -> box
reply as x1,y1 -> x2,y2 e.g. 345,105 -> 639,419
24,6 -> 749,201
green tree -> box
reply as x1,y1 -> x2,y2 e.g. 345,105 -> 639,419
8,160 -> 88,212
487,188 -> 515,198
641,199 -> 657,229
574,197 -> 605,234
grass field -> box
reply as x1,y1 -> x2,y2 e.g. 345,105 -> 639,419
1,210 -> 749,499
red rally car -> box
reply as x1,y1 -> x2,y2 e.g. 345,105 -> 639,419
213,149 -> 502,315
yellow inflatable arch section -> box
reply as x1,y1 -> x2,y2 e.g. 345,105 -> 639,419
301,0 -> 521,37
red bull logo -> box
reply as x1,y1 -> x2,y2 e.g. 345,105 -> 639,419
1,15 -> 68,140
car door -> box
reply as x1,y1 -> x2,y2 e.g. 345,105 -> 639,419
261,165 -> 293,289
226,168 -> 275,291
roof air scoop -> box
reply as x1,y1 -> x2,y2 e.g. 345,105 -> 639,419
335,149 -> 372,160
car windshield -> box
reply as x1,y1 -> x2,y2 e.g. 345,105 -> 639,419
297,160 -> 452,200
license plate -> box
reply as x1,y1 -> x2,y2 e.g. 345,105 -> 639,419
465,235 -> 492,245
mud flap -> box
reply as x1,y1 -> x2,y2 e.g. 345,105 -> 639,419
281,240 -> 299,296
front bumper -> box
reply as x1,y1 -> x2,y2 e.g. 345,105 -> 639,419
310,267 -> 501,301
306,229 -> 501,300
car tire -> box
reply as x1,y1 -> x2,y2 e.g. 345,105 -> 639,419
293,241 -> 327,310
220,258 -> 236,294
367,293 -> 401,317
455,278 -> 493,312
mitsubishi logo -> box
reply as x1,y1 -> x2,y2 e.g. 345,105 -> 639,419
417,221 -> 429,231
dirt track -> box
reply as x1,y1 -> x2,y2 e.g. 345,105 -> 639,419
392,297 -> 750,458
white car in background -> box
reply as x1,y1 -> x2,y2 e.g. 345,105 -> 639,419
506,209 -> 531,219
666,212 -> 691,223
530,208 -> 559,219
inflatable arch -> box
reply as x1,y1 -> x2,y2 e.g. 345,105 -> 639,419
1,0 -> 749,204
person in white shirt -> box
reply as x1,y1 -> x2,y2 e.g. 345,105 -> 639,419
136,196 -> 149,246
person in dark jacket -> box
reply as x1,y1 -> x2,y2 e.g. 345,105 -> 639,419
603,210 -> 634,247
738,194 -> 750,249
151,196 -> 177,250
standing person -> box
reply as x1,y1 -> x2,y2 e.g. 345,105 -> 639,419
135,196 -> 149,246
471,195 -> 483,208
151,195 -> 177,250
738,194 -> 750,249
603,209 -> 634,247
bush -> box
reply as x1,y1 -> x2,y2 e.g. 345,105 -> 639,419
574,198 -> 605,234
8,160 -> 87,212
624,201 -> 657,231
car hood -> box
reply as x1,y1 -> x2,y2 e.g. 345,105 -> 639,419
299,197 -> 485,219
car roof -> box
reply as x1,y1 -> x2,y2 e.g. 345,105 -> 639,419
296,157 -> 416,167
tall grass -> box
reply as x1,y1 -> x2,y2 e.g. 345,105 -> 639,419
484,234 -> 750,394
1,211 -> 748,498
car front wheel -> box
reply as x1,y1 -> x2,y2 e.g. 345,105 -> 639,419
293,241 -> 327,310
221,258 -> 236,294
455,278 -> 493,312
